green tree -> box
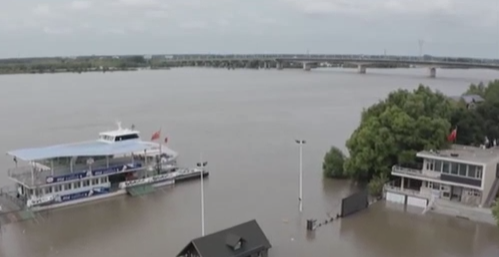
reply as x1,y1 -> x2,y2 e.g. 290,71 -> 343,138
493,199 -> 499,226
322,146 -> 347,178
344,85 -> 453,181
450,105 -> 484,146
456,80 -> 499,146
463,82 -> 487,97
463,80 -> 499,103
368,173 -> 389,197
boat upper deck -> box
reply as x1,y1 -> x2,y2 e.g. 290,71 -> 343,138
8,139 -> 161,162
6,123 -> 179,187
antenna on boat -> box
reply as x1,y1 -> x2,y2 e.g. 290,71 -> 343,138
116,120 -> 122,130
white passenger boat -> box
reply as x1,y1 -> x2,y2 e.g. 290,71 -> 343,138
4,122 -> 208,211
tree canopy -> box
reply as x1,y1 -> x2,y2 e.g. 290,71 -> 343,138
322,80 -> 499,207
343,85 -> 453,180
322,146 -> 347,179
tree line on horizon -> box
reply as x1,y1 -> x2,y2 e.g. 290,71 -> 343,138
0,55 -> 173,74
321,80 -> 499,225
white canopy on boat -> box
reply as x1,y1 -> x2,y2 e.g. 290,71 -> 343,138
7,140 -> 175,162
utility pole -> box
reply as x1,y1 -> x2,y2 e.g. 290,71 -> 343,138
294,139 -> 306,212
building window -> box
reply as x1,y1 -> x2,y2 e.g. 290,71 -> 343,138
434,161 -> 442,172
450,163 -> 459,175
468,189 -> 481,197
468,165 -> 477,178
458,164 -> 467,176
476,169 -> 483,179
442,162 -> 450,173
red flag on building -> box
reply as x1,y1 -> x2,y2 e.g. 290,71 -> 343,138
151,130 -> 161,141
164,137 -> 168,144
447,128 -> 457,142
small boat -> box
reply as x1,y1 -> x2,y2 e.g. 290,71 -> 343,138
3,122 -> 208,211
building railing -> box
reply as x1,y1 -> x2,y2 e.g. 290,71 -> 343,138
383,181 -> 424,198
392,165 -> 443,180
392,165 -> 423,174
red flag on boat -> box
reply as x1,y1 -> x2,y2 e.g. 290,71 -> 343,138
151,130 -> 161,141
164,137 -> 168,144
447,128 -> 457,142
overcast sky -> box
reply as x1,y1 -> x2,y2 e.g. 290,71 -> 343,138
0,0 -> 498,58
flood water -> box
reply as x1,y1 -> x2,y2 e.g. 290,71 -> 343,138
0,68 -> 498,257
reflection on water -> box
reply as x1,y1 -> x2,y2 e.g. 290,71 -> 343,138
0,68 -> 498,257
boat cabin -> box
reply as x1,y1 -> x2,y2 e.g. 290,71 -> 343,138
5,123 -> 178,208
98,127 -> 140,143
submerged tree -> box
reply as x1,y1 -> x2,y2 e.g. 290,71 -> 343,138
343,85 -> 453,181
322,146 -> 347,179
368,173 -> 389,197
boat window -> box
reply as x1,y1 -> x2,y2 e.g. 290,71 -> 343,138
64,183 -> 71,190
45,187 -> 52,194
92,179 -> 99,185
74,181 -> 81,189
83,180 -> 90,187
100,135 -> 115,141
54,185 -> 62,192
100,177 -> 108,183
115,134 -> 139,142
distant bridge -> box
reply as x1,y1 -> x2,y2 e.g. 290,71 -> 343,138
161,54 -> 499,78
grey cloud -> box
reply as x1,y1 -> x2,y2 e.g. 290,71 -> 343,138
0,0 -> 497,58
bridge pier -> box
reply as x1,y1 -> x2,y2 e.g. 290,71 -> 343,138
428,67 -> 436,78
303,63 -> 311,71
276,62 -> 283,70
358,64 -> 366,74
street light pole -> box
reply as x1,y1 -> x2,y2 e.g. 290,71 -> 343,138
197,155 -> 208,236
295,139 -> 306,212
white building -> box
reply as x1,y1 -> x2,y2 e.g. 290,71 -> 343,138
385,145 -> 499,209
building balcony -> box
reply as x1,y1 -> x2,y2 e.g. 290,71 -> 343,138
391,165 -> 441,180
383,181 -> 430,199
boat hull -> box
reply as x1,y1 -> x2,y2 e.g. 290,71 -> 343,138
30,181 -> 173,212
28,170 -> 208,212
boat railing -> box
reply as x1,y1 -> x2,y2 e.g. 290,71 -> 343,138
0,185 -> 24,210
8,166 -> 34,177
8,156 -> 151,187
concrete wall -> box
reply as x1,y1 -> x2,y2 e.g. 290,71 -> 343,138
481,161 -> 497,206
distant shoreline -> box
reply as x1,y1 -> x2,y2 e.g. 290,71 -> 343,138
0,54 -> 476,76
0,55 -> 171,76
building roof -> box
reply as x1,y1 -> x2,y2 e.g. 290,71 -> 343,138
449,94 -> 485,104
7,140 -> 175,161
417,144 -> 499,165
461,94 -> 485,104
177,220 -> 271,257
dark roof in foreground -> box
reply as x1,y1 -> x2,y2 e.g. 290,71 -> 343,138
177,219 -> 271,257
